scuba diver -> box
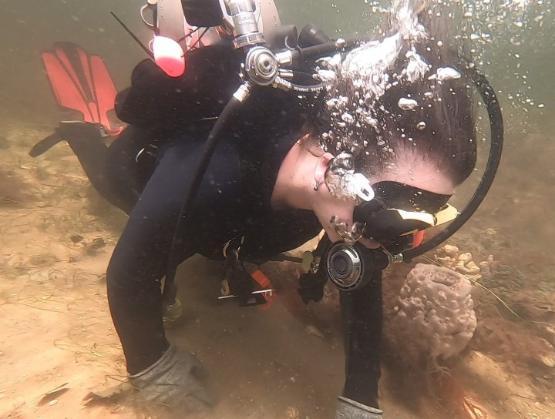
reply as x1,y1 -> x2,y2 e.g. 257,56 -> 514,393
31,0 -> 503,417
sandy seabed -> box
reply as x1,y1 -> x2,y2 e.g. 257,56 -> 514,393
0,120 -> 553,419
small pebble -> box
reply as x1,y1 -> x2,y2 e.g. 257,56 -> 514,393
443,244 -> 459,257
305,325 -> 324,339
286,406 -> 300,419
458,253 -> 473,263
70,234 -> 84,243
538,354 -> 555,368
436,256 -> 454,267
465,261 -> 481,275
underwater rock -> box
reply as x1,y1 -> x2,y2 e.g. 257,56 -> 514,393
389,263 -> 477,365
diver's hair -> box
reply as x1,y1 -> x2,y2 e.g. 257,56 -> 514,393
358,39 -> 477,186
309,12 -> 477,187
369,9 -> 477,186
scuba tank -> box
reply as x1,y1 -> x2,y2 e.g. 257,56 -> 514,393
141,0 -> 282,50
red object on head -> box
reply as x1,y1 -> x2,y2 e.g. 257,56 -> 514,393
152,36 -> 186,78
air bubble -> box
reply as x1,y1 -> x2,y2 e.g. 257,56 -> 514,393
436,67 -> 462,81
341,113 -> 355,124
398,98 -> 418,110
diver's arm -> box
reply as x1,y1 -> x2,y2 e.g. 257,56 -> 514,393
338,270 -> 383,416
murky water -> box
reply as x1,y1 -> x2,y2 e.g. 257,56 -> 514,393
0,1 -> 553,418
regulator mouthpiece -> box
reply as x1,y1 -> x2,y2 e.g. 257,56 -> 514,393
326,242 -> 391,292
152,35 -> 186,77
327,243 -> 365,291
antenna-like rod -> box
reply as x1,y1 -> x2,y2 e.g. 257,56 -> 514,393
110,11 -> 154,59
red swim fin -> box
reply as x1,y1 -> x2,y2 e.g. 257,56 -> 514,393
41,42 -> 121,134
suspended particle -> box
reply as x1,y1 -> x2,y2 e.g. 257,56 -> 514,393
416,121 -> 427,130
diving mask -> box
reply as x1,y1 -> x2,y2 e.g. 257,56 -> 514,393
325,152 -> 457,252
329,179 -> 457,250
353,181 -> 457,252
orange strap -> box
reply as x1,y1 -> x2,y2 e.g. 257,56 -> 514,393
250,270 -> 275,309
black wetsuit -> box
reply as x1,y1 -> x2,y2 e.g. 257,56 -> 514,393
80,45 -> 383,408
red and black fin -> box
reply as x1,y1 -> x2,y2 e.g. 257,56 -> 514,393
41,42 -> 121,134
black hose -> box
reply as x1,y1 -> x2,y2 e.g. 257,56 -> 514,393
292,37 -> 369,63
401,63 -> 504,262
165,95 -> 244,285
278,78 -> 325,94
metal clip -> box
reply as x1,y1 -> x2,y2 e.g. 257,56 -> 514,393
140,0 -> 157,30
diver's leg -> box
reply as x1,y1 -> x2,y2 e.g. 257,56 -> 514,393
42,122 -> 139,213
106,141 -> 197,374
103,126 -> 154,212
58,123 -> 113,203
340,271 -> 383,409
32,122 -> 150,214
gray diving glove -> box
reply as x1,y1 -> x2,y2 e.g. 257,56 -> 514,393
129,345 -> 213,412
336,396 -> 383,419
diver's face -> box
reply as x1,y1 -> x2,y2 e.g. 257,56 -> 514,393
315,156 -> 454,248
